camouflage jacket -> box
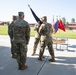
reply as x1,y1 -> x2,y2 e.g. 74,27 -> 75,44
39,22 -> 52,41
12,19 -> 30,44
8,21 -> 14,39
34,23 -> 41,39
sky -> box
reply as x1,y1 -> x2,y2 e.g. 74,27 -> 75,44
0,0 -> 76,23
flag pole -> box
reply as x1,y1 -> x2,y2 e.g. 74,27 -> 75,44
53,15 -> 54,22
57,16 -> 60,38
59,15 -> 61,38
28,4 -> 30,7
28,4 -> 42,24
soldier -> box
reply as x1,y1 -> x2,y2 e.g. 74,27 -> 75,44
12,12 -> 30,70
8,15 -> 18,58
38,16 -> 55,62
31,20 -> 42,56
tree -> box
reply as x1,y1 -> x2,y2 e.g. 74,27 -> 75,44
62,17 -> 66,25
71,18 -> 75,23
66,22 -> 69,26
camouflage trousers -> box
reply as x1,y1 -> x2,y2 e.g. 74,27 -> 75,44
33,38 -> 40,52
13,42 -> 27,64
39,40 -> 55,59
10,39 -> 16,55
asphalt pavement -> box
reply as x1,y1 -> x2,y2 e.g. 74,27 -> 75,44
0,35 -> 76,75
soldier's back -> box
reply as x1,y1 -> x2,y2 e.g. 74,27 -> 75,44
13,19 -> 28,42
39,22 -> 52,41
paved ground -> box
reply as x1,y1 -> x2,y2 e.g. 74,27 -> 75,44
0,35 -> 76,75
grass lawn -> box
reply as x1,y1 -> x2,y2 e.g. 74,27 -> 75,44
52,29 -> 76,39
0,26 -> 76,39
0,26 -> 8,35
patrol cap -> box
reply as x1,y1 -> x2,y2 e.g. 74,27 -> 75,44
13,15 -> 18,19
15,16 -> 19,19
41,16 -> 47,20
18,12 -> 24,16
13,15 -> 17,18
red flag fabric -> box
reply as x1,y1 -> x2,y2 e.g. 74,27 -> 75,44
58,19 -> 65,31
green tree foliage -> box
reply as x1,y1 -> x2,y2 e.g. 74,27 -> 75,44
66,22 -> 69,26
62,17 -> 66,25
71,18 -> 75,23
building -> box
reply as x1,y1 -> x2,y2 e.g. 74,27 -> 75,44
66,23 -> 76,29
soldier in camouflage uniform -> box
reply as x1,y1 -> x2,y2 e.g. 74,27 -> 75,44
8,15 -> 18,58
12,12 -> 30,70
38,16 -> 55,62
31,20 -> 42,56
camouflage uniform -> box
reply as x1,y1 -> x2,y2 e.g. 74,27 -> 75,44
38,16 -> 55,62
32,22 -> 41,55
8,16 -> 17,58
12,12 -> 30,70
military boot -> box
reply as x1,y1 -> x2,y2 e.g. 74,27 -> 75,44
38,56 -> 42,61
38,58 -> 42,61
49,53 -> 55,62
20,64 -> 28,70
38,53 -> 43,61
48,59 -> 55,62
48,58 -> 55,62
18,63 -> 22,70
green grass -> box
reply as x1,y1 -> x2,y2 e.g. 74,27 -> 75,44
52,29 -> 76,39
0,26 -> 8,35
0,26 -> 36,36
30,27 -> 35,37
0,26 -> 76,39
